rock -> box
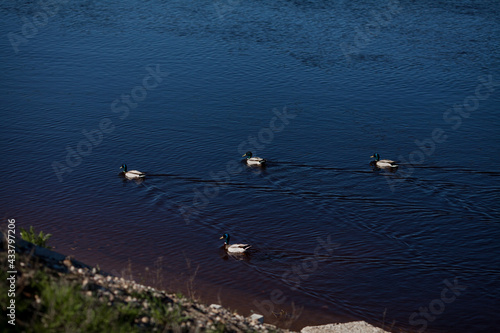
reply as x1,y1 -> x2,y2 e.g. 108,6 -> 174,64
301,321 -> 389,333
210,304 -> 222,310
63,256 -> 73,268
250,313 -> 264,324
51,264 -> 65,271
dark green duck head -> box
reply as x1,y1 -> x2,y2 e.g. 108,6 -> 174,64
242,151 -> 253,159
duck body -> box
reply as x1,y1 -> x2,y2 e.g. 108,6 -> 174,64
370,153 -> 398,168
120,164 -> 146,179
220,233 -> 251,254
242,151 -> 266,166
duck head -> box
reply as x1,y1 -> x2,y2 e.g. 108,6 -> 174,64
370,153 -> 380,161
120,164 -> 128,172
220,233 -> 230,244
242,151 -> 253,159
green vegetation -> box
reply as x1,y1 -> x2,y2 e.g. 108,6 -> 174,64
20,226 -> 52,249
0,252 -> 190,332
148,294 -> 187,328
207,322 -> 227,333
27,271 -> 141,332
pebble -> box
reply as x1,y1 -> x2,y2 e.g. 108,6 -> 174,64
250,313 -> 264,324
63,257 -> 72,268
210,304 -> 222,310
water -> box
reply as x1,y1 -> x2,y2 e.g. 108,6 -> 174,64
1,0 -> 499,332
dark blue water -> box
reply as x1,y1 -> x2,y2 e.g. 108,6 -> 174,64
1,0 -> 499,332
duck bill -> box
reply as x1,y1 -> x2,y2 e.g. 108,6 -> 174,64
219,236 -> 224,239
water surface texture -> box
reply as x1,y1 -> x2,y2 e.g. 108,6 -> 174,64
1,0 -> 499,332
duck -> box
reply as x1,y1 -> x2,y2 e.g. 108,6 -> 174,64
120,164 -> 146,179
242,151 -> 266,166
220,233 -> 251,254
370,153 -> 398,169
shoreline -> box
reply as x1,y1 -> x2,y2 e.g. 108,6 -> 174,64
46,233 -> 364,331
1,231 -> 390,332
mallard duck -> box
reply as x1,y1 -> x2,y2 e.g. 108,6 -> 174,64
370,153 -> 398,168
220,233 -> 251,253
120,164 -> 146,179
242,151 -> 266,166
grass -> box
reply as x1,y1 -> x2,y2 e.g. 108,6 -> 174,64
207,321 -> 227,333
29,272 -> 141,332
0,252 -> 190,333
148,294 -> 187,328
20,226 -> 52,249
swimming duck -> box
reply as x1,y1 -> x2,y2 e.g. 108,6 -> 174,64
220,233 -> 251,253
242,151 -> 266,166
370,153 -> 398,168
120,164 -> 146,179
